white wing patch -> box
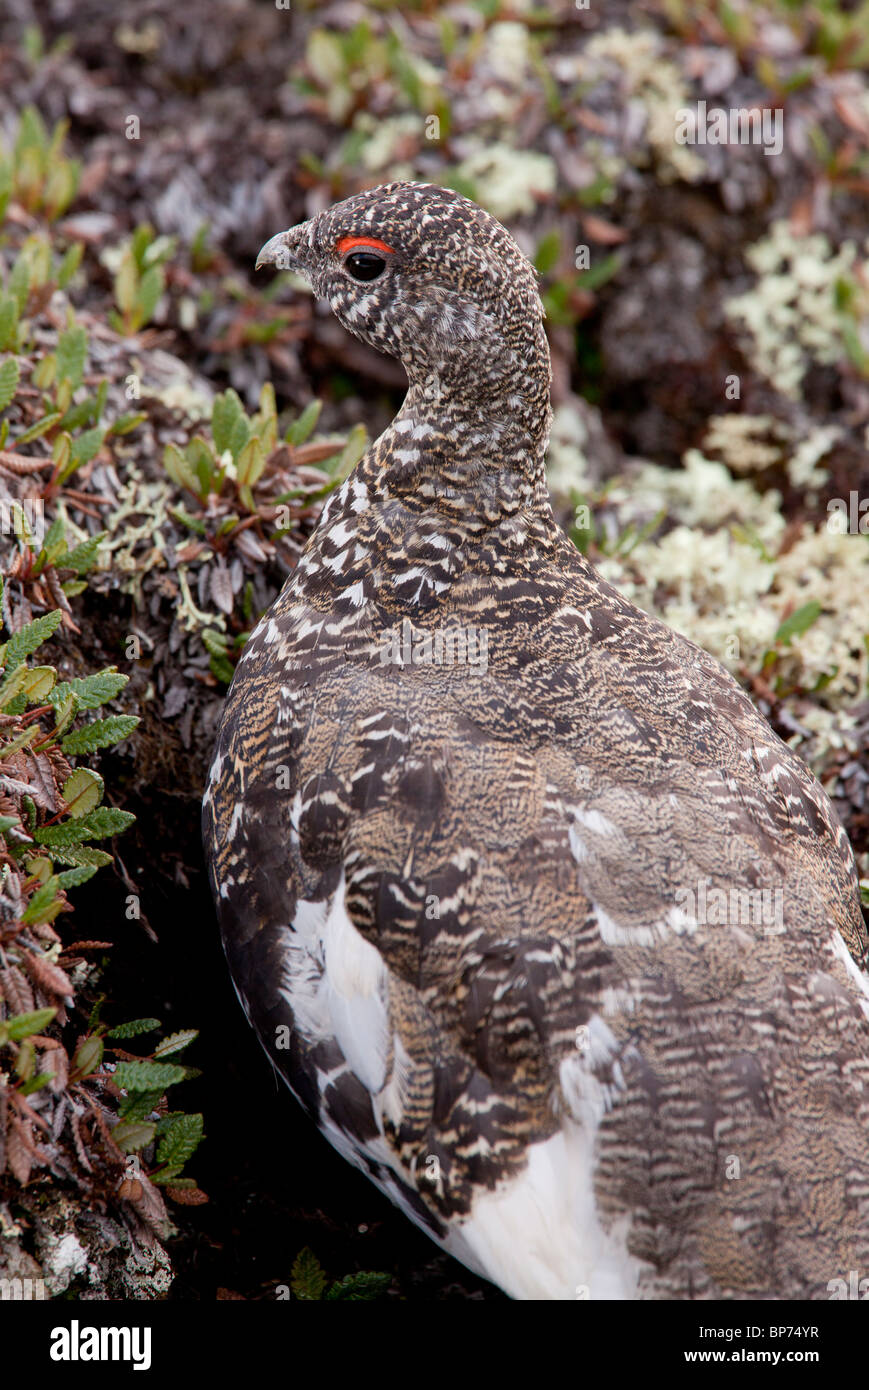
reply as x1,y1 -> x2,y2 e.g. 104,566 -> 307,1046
829,930 -> 869,1022
280,870 -> 390,1094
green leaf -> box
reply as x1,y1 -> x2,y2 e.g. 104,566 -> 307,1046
62,766 -> 104,817
9,256 -> 31,314
107,411 -> 145,436
20,665 -> 55,702
112,1119 -> 157,1153
76,806 -> 136,838
55,864 -> 98,889
163,441 -> 200,496
60,714 -> 139,754
136,264 -> 164,326
171,507 -> 207,535
118,1087 -> 164,1121
49,667 -> 127,711
62,531 -> 105,575
0,356 -> 20,411
148,1164 -> 185,1186
107,1017 -> 161,1040
56,242 -> 84,289
57,393 -> 99,433
19,1072 -> 53,1096
0,726 -> 38,758
15,412 -> 61,444
1,1007 -> 57,1042
47,843 -> 112,868
212,389 -> 246,456
153,1029 -> 198,1058
290,1248 -> 328,1301
66,425 -> 104,473
236,434 -> 266,490
285,398 -> 322,446
21,876 -> 61,925
156,1112 -> 203,1167
325,1271 -> 392,1300
15,104 -> 47,159
114,1060 -> 188,1091
71,1034 -> 103,1078
33,806 -> 134,848
50,690 -> 77,737
775,601 -> 822,646
55,324 -> 87,390
37,513 -> 68,569
0,608 -> 63,673
330,422 -> 367,478
228,413 -> 250,464
534,229 -> 562,276
0,663 -> 29,709
0,295 -> 19,351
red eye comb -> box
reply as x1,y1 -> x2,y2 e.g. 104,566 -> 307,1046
336,236 -> 396,256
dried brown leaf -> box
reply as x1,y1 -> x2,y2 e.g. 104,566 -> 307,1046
166,1185 -> 209,1205
7,1117 -> 33,1185
0,965 -> 35,1013
208,561 -> 234,615
22,950 -> 73,999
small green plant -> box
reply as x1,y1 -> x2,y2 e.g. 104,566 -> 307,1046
289,1247 -> 391,1301
164,384 -> 365,517
96,1016 -> 205,1198
110,224 -> 176,336
0,106 -> 81,224
161,385 -> 367,682
0,598 -> 138,893
758,600 -> 835,695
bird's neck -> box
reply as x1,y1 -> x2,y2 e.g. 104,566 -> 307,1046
365,317 -> 554,525
290,322 -> 559,615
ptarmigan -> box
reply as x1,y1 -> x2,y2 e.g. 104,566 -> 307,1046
203,181 -> 869,1301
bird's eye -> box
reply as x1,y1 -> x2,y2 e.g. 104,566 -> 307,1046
344,251 -> 387,282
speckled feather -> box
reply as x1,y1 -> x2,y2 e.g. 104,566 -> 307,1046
203,182 -> 869,1299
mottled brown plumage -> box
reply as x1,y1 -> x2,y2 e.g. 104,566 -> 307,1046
203,182 -> 869,1299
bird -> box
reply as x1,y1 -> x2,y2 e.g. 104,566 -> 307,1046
202,181 -> 869,1300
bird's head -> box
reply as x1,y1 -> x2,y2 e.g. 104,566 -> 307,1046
256,181 -> 548,397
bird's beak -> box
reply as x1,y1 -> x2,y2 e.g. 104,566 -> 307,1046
255,221 -> 312,274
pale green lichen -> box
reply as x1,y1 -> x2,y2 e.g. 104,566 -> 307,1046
353,112 -> 424,175
580,27 -> 706,183
102,472 -> 172,601
454,144 -> 557,219
702,414 -> 837,494
483,21 -> 533,90
786,423 -> 839,492
609,449 -> 785,537
176,565 -> 225,636
702,414 -> 785,474
545,404 -> 598,497
726,221 -> 868,398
